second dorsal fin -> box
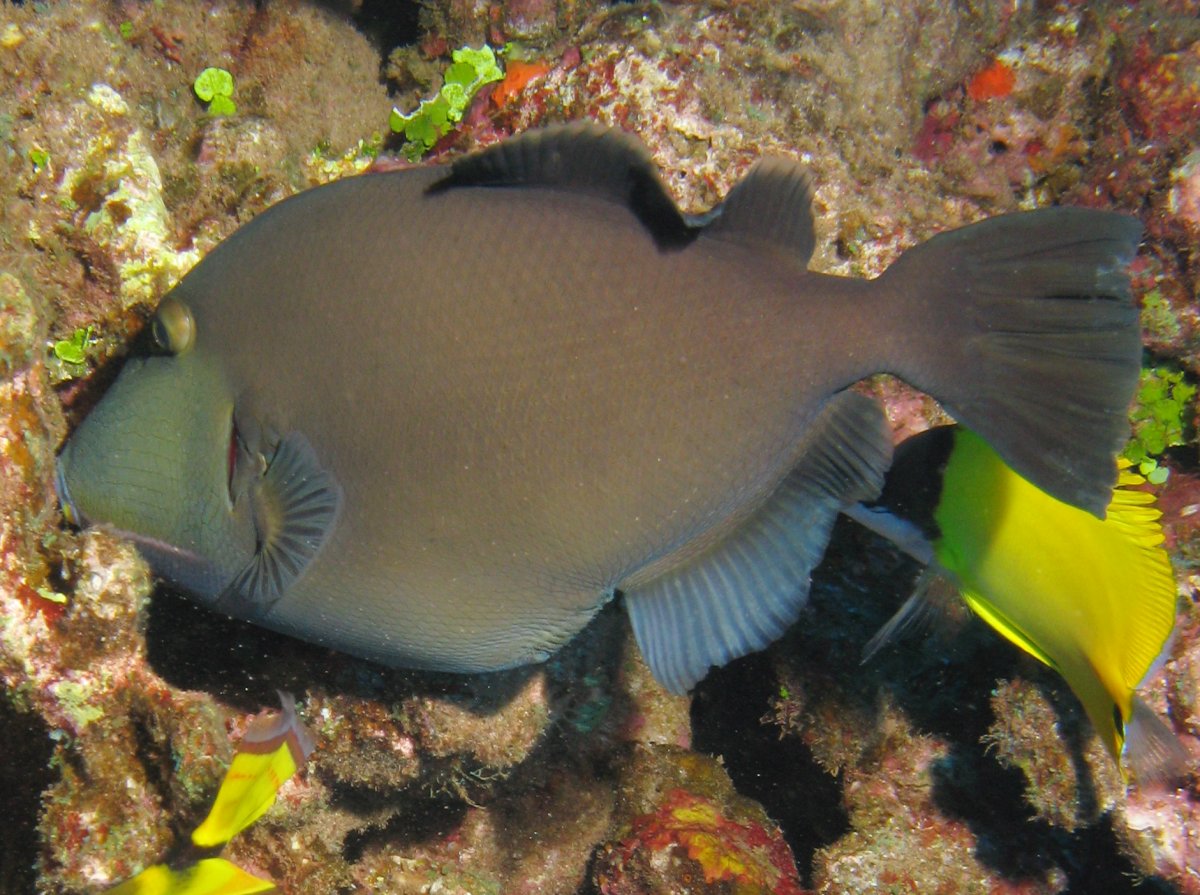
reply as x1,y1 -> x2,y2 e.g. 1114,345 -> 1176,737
699,157 -> 817,265
433,122 -> 697,248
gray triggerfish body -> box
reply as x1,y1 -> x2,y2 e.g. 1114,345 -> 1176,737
56,125 -> 1142,693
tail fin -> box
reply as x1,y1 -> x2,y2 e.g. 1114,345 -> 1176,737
880,207 -> 1142,516
1126,696 -> 1190,785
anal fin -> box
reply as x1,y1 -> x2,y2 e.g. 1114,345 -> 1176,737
625,391 -> 892,693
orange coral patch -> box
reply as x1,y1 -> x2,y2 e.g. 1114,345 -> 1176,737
492,60 -> 552,108
634,789 -> 807,894
967,60 -> 1016,101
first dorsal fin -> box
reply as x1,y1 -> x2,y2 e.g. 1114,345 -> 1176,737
699,157 -> 817,265
434,122 -> 696,248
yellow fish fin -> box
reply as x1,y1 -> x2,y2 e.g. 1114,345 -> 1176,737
1109,464 -> 1166,544
1124,696 -> 1189,785
958,587 -> 1059,673
105,863 -> 175,895
191,693 -> 315,850
1105,466 -> 1178,691
105,858 -> 276,895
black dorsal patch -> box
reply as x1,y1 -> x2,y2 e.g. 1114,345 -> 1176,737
870,425 -> 957,542
698,157 -> 816,265
432,123 -> 698,249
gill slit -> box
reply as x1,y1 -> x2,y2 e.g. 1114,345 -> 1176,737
227,410 -> 239,508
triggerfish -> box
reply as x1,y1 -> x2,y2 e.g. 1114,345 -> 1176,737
106,693 -> 315,895
56,123 -> 1143,693
847,426 -> 1186,782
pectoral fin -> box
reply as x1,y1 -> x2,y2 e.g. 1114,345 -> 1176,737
860,565 -> 961,663
217,432 -> 341,616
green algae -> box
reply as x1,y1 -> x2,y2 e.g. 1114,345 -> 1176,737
51,326 -> 93,366
193,67 -> 237,117
1124,366 -> 1197,483
389,45 -> 503,159
1140,288 -> 1183,345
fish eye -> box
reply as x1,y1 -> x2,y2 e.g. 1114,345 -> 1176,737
151,295 -> 195,355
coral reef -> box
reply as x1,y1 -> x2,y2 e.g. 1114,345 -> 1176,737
1,1 -> 1197,894
594,746 -> 807,895
984,679 -> 1123,832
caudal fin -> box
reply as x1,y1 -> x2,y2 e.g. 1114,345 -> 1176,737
880,207 -> 1142,516
1126,696 -> 1189,785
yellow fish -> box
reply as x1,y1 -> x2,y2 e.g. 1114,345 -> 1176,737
104,859 -> 275,895
106,693 -> 314,894
848,426 -> 1186,782
191,692 -> 315,848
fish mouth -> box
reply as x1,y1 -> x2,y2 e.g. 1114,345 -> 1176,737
54,451 -> 84,527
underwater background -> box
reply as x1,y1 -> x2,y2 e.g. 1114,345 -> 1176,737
0,0 -> 1198,892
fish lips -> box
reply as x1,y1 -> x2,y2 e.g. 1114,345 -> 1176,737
57,441 -> 233,595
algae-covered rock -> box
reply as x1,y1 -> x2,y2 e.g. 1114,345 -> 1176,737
595,745 -> 807,895
56,91 -> 201,310
985,678 -> 1124,833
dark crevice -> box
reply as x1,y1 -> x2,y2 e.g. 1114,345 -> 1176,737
692,651 -> 850,889
0,698 -> 55,895
348,0 -> 423,52
341,795 -> 467,863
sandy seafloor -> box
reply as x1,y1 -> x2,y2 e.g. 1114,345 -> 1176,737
1,1 -> 1199,893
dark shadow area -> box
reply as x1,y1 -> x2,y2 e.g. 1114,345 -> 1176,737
1061,817 -> 1182,895
309,0 -> 424,83
144,584 -> 541,714
342,793 -> 468,863
0,698 -> 55,895
343,0 -> 422,54
1038,680 -> 1104,826
930,751 -> 1183,895
329,604 -> 622,871
692,651 -> 850,888
930,748 -> 1066,878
